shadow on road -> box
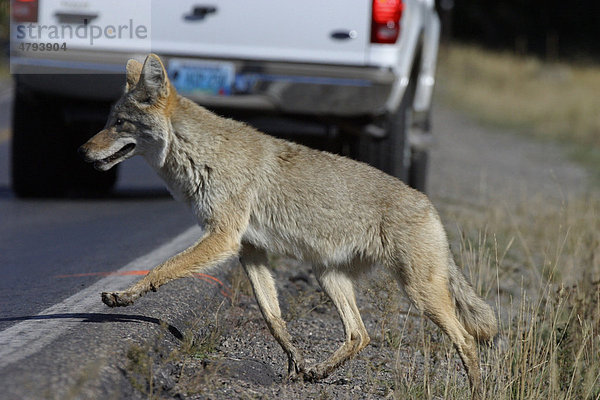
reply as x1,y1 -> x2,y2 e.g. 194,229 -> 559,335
0,185 -> 173,201
0,313 -> 183,340
0,185 -> 13,199
71,187 -> 173,200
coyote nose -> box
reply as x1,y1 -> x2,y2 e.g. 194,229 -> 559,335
77,145 -> 87,158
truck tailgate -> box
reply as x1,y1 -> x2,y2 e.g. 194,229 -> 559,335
150,0 -> 371,65
27,0 -> 371,66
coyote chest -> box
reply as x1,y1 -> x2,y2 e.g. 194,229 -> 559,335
242,213 -> 357,266
243,221 -> 306,260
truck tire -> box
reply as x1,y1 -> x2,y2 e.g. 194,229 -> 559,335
11,87 -> 69,197
348,78 -> 429,193
409,149 -> 428,193
346,106 -> 409,184
11,84 -> 117,198
349,80 -> 412,183
377,91 -> 412,183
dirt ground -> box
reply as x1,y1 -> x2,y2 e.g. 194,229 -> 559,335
124,105 -> 592,399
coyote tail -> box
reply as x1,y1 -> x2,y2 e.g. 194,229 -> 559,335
447,257 -> 498,342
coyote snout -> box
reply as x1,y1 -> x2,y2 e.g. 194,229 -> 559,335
86,54 -> 497,399
78,129 -> 137,171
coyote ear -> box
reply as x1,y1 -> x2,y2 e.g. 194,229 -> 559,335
139,53 -> 169,102
125,59 -> 143,92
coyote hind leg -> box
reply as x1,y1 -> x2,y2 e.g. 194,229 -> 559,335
304,268 -> 370,381
239,244 -> 306,378
396,268 -> 483,399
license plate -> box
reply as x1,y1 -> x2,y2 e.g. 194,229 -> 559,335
167,59 -> 235,96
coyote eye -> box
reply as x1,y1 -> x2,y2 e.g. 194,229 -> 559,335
115,118 -> 124,126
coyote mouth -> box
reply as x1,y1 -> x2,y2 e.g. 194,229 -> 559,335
94,143 -> 136,169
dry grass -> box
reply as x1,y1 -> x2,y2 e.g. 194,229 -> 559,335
122,194 -> 600,398
433,194 -> 600,399
356,196 -> 599,399
225,262 -> 254,307
123,310 -> 228,399
433,51 -> 599,398
433,44 -> 600,396
120,187 -> 600,397
437,44 -> 600,172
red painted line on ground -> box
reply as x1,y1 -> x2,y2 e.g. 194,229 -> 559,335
55,270 -> 231,299
55,270 -> 149,278
195,275 -> 231,298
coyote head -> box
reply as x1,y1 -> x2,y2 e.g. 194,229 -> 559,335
79,54 -> 176,171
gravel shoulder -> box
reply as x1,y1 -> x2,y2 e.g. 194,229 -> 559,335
428,106 -> 589,206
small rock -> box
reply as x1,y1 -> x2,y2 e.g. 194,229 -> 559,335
289,272 -> 311,285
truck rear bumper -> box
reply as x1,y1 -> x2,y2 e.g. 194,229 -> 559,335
12,52 -> 396,117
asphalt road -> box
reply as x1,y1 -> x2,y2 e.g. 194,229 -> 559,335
0,84 -> 197,332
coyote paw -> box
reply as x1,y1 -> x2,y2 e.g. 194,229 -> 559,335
101,291 -> 134,307
286,358 -> 306,381
302,366 -> 328,382
287,369 -> 304,382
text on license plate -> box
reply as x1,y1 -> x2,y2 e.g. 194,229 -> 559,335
167,59 -> 235,96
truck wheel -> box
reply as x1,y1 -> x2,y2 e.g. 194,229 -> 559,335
11,88 -> 69,197
349,83 -> 412,183
11,85 -> 117,198
376,94 -> 411,183
348,78 -> 429,192
409,149 -> 429,193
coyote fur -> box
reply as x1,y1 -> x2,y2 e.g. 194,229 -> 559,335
80,54 -> 497,398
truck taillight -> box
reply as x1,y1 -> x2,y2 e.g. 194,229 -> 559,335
12,0 -> 39,23
371,0 -> 403,44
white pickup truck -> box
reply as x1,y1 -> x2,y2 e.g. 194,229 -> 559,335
10,0 -> 440,197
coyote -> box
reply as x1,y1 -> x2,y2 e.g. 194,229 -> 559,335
79,54 -> 497,398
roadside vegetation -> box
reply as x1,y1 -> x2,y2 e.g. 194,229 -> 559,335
439,195 -> 599,399
120,194 -> 599,399
437,43 -> 600,179
431,44 -> 600,398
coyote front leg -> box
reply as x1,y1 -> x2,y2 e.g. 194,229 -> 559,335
102,231 -> 240,307
240,244 -> 306,379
